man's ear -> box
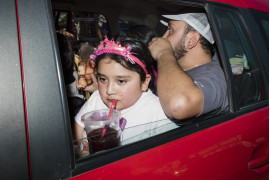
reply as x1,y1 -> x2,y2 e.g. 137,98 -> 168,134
142,74 -> 151,91
186,31 -> 200,49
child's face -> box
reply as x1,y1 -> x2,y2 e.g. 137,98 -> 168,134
97,58 -> 149,110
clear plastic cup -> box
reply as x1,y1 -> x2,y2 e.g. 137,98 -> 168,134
82,109 -> 122,153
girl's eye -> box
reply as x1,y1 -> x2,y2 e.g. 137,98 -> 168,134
98,77 -> 107,83
118,79 -> 126,84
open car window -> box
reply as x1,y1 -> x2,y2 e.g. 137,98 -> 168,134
51,0 -> 234,173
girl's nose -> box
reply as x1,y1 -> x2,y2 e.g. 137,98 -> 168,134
106,82 -> 116,95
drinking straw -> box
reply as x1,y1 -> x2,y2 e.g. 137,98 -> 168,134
100,99 -> 118,138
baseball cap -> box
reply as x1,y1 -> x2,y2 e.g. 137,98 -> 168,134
160,13 -> 214,44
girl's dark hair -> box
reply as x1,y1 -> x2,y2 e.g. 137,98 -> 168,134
127,25 -> 158,45
95,36 -> 155,92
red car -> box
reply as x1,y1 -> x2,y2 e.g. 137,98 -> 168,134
1,0 -> 268,179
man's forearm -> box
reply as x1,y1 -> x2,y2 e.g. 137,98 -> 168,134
156,54 -> 203,119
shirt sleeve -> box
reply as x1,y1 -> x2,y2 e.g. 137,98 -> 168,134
193,64 -> 228,116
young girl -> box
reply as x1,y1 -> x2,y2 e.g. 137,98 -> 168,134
74,36 -> 177,147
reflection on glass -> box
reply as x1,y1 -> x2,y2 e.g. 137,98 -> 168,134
74,118 -> 178,159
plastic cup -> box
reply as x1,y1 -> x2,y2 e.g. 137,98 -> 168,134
82,109 -> 122,153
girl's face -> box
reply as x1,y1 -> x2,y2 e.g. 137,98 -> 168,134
97,58 -> 150,110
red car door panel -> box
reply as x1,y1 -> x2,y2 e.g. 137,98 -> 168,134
71,107 -> 268,180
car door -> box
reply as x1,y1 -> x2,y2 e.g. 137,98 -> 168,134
69,1 -> 268,179
15,0 -> 75,179
0,1 -> 30,179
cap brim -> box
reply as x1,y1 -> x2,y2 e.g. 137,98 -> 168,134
160,14 -> 185,26
160,20 -> 168,26
162,15 -> 184,21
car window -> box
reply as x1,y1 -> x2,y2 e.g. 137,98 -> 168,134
118,19 -> 137,36
54,11 -> 69,31
250,10 -> 269,70
213,6 -> 265,107
54,10 -> 107,46
51,0 -> 236,173
52,1 -> 232,159
53,8 -> 179,160
250,10 -> 269,48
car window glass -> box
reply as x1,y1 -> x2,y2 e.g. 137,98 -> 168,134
74,12 -> 106,45
213,7 -> 264,107
74,118 -> 178,159
118,19 -> 137,36
250,10 -> 269,48
54,11 -> 68,31
54,10 -> 107,46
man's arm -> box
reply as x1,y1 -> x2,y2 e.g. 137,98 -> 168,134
149,38 -> 203,119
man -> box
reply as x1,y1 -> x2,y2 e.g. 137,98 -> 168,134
148,13 -> 228,119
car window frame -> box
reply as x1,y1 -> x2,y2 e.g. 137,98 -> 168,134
17,0 -> 75,178
59,0 -> 270,176
71,1 -> 233,175
0,1 -> 30,179
213,6 -> 263,107
207,2 -> 269,112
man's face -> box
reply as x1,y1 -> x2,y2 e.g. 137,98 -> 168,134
162,20 -> 188,60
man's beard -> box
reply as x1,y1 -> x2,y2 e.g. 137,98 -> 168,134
173,35 -> 187,60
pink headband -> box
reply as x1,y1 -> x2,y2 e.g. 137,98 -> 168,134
90,36 -> 148,74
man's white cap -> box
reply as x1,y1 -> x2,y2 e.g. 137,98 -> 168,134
160,13 -> 214,44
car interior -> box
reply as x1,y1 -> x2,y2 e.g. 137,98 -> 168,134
50,0 -> 265,162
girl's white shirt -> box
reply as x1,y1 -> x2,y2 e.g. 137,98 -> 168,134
75,90 -> 178,145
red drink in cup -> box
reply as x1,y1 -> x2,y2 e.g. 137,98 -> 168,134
82,109 -> 122,153
87,127 -> 120,153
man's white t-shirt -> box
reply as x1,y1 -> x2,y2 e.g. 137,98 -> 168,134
75,90 -> 178,145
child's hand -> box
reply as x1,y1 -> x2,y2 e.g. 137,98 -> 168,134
76,74 -> 98,93
76,77 -> 87,90
80,141 -> 90,157
84,74 -> 98,93
74,139 -> 90,158
82,141 -> 89,149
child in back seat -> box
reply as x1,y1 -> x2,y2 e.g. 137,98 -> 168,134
74,35 -> 178,155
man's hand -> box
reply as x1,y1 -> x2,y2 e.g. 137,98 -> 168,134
148,37 -> 174,61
